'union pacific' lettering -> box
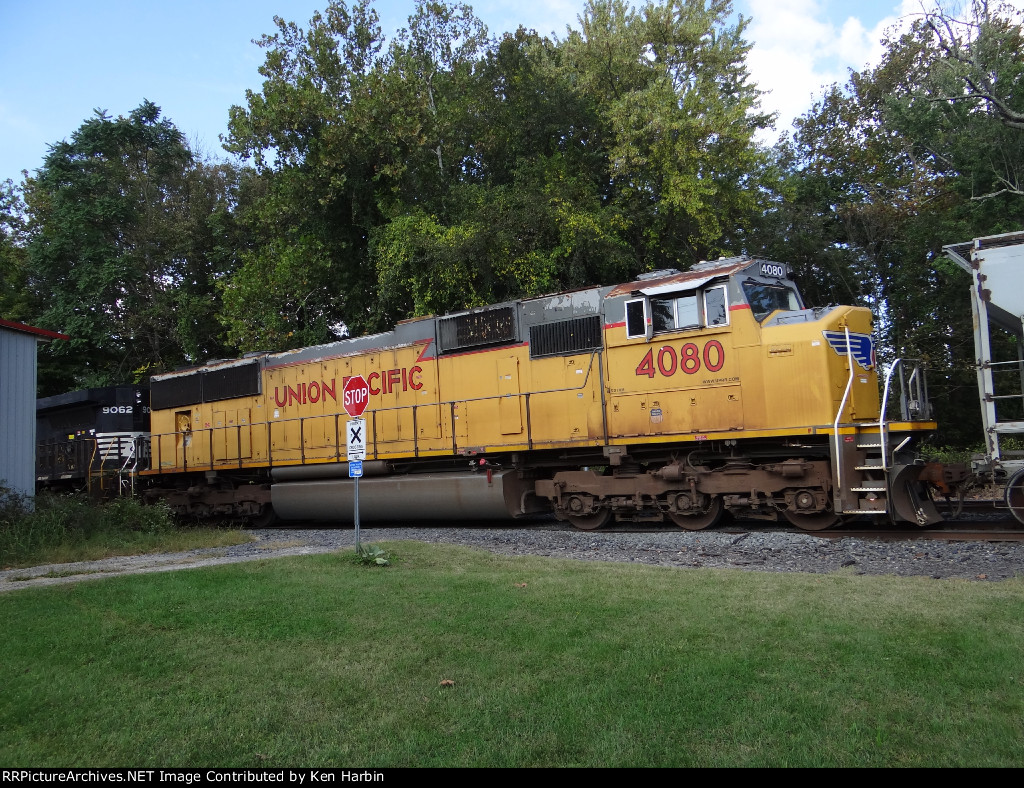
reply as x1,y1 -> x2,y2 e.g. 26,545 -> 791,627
365,366 -> 423,396
274,378 -> 338,408
273,366 -> 424,408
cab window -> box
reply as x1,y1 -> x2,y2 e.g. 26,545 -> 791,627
652,294 -> 700,332
704,286 -> 728,327
742,281 -> 801,321
625,298 -> 648,339
649,284 -> 729,333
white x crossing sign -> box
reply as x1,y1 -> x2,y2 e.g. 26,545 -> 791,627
346,418 -> 366,461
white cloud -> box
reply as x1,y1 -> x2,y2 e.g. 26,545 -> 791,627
744,0 -> 846,137
745,0 -> 1024,139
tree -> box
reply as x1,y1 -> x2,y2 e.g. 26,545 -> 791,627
0,179 -> 34,323
223,0 -> 391,348
909,0 -> 1024,200
559,0 -> 777,266
225,0 -> 779,347
386,1 -> 488,185
746,1 -> 1024,446
24,102 -> 245,392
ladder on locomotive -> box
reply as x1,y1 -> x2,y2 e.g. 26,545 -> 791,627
832,350 -> 940,525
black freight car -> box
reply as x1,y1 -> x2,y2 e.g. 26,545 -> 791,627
36,385 -> 150,494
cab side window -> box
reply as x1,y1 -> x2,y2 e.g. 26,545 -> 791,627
704,286 -> 728,327
625,298 -> 648,339
650,285 -> 728,333
652,294 -> 700,332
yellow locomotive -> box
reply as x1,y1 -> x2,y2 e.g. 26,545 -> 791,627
142,256 -> 940,530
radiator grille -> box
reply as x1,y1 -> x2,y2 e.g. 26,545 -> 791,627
529,316 -> 603,358
151,362 -> 260,409
151,372 -> 203,410
438,306 -> 518,353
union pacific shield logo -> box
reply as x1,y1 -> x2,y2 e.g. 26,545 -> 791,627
823,331 -> 875,370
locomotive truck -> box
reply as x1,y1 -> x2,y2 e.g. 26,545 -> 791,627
139,255 -> 941,531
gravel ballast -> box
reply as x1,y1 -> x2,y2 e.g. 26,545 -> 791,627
2,524 -> 1023,593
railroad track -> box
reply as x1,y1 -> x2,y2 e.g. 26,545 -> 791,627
267,507 -> 1024,542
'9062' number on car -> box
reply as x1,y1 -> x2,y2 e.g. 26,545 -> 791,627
635,341 -> 725,378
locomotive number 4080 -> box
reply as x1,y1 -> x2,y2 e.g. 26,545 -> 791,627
635,341 -> 725,378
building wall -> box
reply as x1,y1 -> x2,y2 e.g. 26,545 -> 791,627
0,327 -> 38,498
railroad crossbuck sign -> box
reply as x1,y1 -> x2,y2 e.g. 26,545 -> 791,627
343,375 -> 370,417
347,418 -> 366,461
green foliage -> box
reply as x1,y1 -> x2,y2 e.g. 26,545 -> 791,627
0,484 -> 32,532
23,102 -> 247,393
892,1 -> 1024,204
370,159 -> 636,322
0,180 -> 34,324
561,0 -> 776,263
224,0 -> 777,344
350,543 -> 391,565
223,0 -> 390,345
919,444 -> 979,465
0,490 -> 176,567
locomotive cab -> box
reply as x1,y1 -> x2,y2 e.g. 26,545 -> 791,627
554,257 -> 934,529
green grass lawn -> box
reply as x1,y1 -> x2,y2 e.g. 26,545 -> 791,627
2,542 -> 1022,767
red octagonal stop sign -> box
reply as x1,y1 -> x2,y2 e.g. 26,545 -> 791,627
343,375 -> 370,417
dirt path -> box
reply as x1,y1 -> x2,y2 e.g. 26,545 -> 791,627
0,535 -> 338,593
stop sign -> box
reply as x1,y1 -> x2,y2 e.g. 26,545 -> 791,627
343,375 -> 370,417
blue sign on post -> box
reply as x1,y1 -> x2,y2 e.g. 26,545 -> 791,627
349,459 -> 364,478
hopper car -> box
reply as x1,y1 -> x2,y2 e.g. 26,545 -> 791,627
135,255 -> 946,531
945,230 -> 1024,524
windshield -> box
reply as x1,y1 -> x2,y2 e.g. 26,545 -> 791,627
742,282 -> 802,321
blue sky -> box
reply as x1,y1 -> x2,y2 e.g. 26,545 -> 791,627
1,1 -> 1019,186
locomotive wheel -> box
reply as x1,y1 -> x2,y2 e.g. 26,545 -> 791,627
566,508 -> 612,531
783,509 -> 840,531
668,497 -> 723,531
1004,469 -> 1024,526
251,503 -> 279,528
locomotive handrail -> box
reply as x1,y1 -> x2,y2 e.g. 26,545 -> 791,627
86,439 -> 98,496
879,359 -> 904,472
833,326 -> 855,511
117,440 -> 135,496
147,351 -> 604,471
880,358 -> 933,470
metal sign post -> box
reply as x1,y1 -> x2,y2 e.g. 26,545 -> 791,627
346,388 -> 370,548
349,456 -> 364,552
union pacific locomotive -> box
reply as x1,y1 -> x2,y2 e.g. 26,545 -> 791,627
137,256 -> 942,530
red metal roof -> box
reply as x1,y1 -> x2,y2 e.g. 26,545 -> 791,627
606,258 -> 755,297
0,319 -> 69,340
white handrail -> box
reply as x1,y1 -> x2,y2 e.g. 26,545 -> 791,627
833,327 -> 855,508
879,359 -> 903,472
